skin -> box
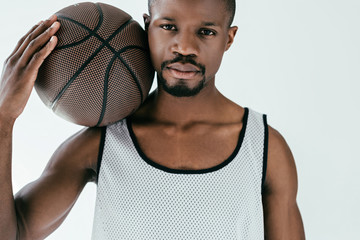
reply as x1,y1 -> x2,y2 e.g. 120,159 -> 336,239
0,0 -> 305,239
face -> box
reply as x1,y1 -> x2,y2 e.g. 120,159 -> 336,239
145,0 -> 237,97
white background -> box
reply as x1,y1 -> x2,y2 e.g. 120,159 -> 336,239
1,0 -> 359,239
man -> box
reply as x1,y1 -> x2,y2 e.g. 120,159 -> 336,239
0,0 -> 305,239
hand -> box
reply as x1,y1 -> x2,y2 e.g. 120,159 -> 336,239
0,15 -> 60,124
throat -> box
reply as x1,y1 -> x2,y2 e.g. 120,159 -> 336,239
142,86 -> 227,125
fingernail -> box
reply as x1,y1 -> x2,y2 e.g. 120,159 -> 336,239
50,36 -> 55,42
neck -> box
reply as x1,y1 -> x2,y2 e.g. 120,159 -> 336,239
136,79 -> 230,125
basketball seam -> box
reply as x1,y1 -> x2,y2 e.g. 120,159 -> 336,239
55,16 -> 130,52
50,16 -> 134,109
51,39 -> 107,109
51,3 -> 148,126
96,54 -> 116,126
54,16 -> 100,50
55,3 -> 104,50
96,46 -> 148,126
116,53 -> 144,103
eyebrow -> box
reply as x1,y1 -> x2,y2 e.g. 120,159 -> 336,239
202,22 -> 218,27
159,17 -> 219,27
160,17 -> 175,21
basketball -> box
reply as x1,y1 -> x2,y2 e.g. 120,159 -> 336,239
35,2 -> 154,127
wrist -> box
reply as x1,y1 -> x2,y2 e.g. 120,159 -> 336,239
0,113 -> 15,136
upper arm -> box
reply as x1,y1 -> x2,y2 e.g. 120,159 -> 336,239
14,127 -> 103,240
262,125 -> 305,239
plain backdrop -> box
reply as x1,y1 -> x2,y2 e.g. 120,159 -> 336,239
1,0 -> 359,239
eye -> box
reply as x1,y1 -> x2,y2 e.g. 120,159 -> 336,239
199,29 -> 216,36
161,24 -> 176,31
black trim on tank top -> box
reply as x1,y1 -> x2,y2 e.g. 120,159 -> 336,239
96,126 -> 107,183
261,115 -> 269,193
126,108 -> 249,174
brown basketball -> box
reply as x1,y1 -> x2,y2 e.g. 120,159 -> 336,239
35,2 -> 154,127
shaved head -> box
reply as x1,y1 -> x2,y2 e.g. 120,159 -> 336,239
147,0 -> 236,27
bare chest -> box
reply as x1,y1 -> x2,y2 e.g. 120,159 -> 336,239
129,122 -> 243,171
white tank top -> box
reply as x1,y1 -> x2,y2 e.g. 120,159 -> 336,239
92,108 -> 268,239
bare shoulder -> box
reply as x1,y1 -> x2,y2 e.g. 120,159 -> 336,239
262,126 -> 305,239
264,125 -> 298,195
46,126 -> 104,182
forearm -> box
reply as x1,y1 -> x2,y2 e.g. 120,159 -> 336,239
0,120 -> 18,239
0,14 -> 61,239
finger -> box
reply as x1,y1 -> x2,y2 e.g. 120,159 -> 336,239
27,35 -> 58,79
14,15 -> 58,59
20,20 -> 60,67
8,21 -> 43,58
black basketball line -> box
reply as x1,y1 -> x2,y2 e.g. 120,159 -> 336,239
116,53 -> 144,103
53,4 -> 148,110
55,5 -> 103,50
96,54 -> 116,126
56,15 -> 137,56
96,46 -> 149,126
112,45 -> 151,113
50,3 -> 150,124
54,15 -> 105,50
50,41 -> 105,109
54,6 -> 148,67
50,18 -> 134,109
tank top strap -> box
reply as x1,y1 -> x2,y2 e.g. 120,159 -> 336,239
243,108 -> 268,192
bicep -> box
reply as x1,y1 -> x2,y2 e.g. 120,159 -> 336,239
262,126 -> 305,239
14,127 -> 101,240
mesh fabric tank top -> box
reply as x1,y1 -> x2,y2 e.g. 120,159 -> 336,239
92,108 -> 268,239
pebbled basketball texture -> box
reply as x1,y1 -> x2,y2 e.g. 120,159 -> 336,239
35,2 -> 154,127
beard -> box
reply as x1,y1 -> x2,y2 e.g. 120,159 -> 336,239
158,56 -> 206,97
158,74 -> 206,97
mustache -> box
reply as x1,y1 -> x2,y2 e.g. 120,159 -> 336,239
161,56 -> 206,75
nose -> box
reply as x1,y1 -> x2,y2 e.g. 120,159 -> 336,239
171,31 -> 199,57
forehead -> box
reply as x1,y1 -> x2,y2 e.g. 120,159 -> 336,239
150,0 -> 228,25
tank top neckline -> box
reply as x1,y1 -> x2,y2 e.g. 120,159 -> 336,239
125,108 -> 249,174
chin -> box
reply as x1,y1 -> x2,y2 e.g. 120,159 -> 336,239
161,78 -> 206,97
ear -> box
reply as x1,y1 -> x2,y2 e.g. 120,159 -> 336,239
225,26 -> 238,51
143,13 -> 151,32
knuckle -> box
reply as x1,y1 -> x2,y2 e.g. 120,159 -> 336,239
16,64 -> 28,75
4,56 -> 11,64
45,28 -> 52,35
28,39 -> 37,49
16,60 -> 27,70
27,32 -> 35,41
18,36 -> 26,44
45,18 -> 53,24
32,52 -> 42,61
5,56 -> 16,66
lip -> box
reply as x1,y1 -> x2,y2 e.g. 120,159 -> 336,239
166,68 -> 200,80
165,63 -> 201,80
167,63 -> 200,72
